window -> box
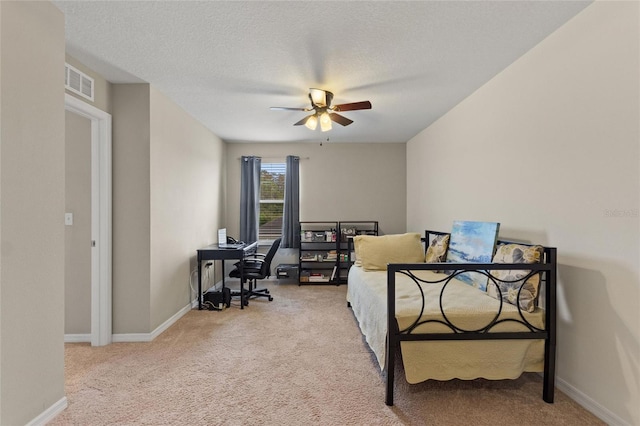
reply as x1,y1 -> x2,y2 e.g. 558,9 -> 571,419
259,163 -> 286,240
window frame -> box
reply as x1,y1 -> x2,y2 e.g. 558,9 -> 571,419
258,162 -> 286,243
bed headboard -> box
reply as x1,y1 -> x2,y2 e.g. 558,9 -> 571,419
424,229 -> 556,264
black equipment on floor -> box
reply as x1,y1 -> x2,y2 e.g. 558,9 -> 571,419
202,287 -> 231,310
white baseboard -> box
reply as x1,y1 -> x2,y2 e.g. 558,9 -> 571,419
112,302 -> 192,343
556,376 -> 630,426
64,333 -> 91,343
26,396 -> 67,426
65,304 -> 192,344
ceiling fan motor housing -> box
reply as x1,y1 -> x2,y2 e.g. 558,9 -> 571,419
309,88 -> 333,108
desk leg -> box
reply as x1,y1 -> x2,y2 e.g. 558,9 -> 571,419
221,261 -> 225,290
197,256 -> 203,310
239,260 -> 245,309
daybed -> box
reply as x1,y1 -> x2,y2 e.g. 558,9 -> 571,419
346,230 -> 557,406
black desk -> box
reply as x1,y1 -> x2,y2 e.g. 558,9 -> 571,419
197,242 -> 257,310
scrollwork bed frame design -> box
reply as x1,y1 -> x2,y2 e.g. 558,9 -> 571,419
384,233 -> 557,406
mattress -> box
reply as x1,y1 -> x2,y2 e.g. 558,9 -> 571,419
347,265 -> 545,384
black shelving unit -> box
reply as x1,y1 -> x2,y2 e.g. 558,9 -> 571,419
337,221 -> 378,283
299,221 -> 338,285
298,221 -> 378,285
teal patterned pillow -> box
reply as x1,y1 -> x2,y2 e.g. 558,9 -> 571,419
487,244 -> 543,312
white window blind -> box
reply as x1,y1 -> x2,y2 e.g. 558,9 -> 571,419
259,163 -> 286,239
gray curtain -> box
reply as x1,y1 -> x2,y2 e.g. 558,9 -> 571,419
281,155 -> 300,248
240,156 -> 261,243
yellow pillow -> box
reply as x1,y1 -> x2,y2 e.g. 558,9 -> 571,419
354,233 -> 425,271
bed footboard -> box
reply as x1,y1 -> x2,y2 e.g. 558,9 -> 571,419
384,247 -> 557,406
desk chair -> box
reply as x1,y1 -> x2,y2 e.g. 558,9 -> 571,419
229,238 -> 281,306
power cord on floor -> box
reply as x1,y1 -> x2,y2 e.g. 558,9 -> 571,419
201,300 -> 225,311
190,262 -> 215,307
189,268 -> 199,300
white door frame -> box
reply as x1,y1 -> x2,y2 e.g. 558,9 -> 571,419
65,94 -> 112,346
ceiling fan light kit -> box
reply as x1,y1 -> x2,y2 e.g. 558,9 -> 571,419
272,88 -> 371,132
319,111 -> 332,132
304,115 -> 318,131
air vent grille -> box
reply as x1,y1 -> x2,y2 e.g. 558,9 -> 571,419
65,63 -> 94,102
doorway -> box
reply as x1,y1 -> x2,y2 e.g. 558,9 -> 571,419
64,94 -> 112,346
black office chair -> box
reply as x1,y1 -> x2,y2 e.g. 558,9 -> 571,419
229,238 -> 281,306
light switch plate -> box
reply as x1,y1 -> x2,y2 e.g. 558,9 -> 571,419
65,213 -> 73,226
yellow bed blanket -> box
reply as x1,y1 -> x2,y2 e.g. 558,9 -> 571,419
347,265 -> 545,384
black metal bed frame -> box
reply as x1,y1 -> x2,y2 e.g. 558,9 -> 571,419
383,231 -> 557,406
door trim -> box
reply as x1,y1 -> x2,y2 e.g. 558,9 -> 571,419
64,94 -> 112,346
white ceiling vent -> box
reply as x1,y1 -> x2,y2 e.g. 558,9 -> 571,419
65,63 -> 94,102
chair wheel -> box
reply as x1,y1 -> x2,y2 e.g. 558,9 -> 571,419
265,289 -> 270,294
268,296 -> 273,301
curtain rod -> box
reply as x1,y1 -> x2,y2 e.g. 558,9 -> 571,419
237,156 -> 310,160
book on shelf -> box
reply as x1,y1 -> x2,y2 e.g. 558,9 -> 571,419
308,274 -> 327,282
330,266 -> 337,281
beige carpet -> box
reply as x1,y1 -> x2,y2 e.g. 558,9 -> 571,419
51,282 -> 603,425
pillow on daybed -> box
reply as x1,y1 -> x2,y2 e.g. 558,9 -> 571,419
354,233 -> 424,271
487,243 -> 544,312
425,233 -> 450,263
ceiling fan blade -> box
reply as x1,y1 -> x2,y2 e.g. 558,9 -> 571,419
333,101 -> 372,112
270,107 -> 310,111
329,113 -> 354,126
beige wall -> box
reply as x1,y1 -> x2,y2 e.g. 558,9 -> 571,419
112,84 -> 152,333
0,1 -> 66,424
65,111 -> 92,334
149,86 -> 226,330
225,142 -> 406,269
406,2 -> 639,424
225,142 -> 407,236
112,83 -> 226,334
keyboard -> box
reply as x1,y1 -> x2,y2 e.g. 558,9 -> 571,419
218,243 -> 244,249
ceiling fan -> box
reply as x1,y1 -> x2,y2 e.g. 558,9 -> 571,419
270,88 -> 372,132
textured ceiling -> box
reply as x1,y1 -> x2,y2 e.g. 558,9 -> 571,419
54,1 -> 592,144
